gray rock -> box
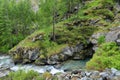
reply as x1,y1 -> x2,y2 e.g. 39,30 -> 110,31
81,76 -> 91,80
0,70 -> 9,78
90,71 -> 100,79
106,27 -> 120,42
90,32 -> 106,51
28,49 -> 39,60
111,68 -> 118,74
62,46 -> 73,56
100,72 -> 110,80
81,71 -> 86,77
115,71 -> 120,79
86,71 -> 92,77
116,39 -> 120,46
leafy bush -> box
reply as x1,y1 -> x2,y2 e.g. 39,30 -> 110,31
98,35 -> 105,44
86,42 -> 120,71
0,70 -> 44,80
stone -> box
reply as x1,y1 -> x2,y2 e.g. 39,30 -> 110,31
115,71 -> 120,79
100,72 -> 110,80
116,39 -> 120,46
81,71 -> 86,77
28,49 -> 39,60
111,68 -> 118,74
90,32 -> 106,51
0,70 -> 9,78
90,71 -> 100,78
85,71 -> 92,77
106,27 -> 120,42
62,46 -> 73,56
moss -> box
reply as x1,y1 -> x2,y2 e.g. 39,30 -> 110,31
86,42 -> 120,71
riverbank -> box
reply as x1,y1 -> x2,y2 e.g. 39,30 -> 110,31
0,55 -> 120,80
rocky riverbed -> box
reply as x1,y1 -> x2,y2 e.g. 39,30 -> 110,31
57,68 -> 120,80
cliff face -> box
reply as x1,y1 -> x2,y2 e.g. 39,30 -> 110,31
9,0 -> 120,69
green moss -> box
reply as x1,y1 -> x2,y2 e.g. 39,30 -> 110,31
86,42 -> 120,71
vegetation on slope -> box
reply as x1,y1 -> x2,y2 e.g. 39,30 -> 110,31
9,0 -> 120,64
0,0 -> 120,72
86,42 -> 120,71
0,0 -> 36,53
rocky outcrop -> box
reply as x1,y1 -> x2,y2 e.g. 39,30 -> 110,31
10,47 -> 40,64
35,42 -> 93,65
47,43 -> 93,65
90,26 -> 120,51
10,41 -> 93,65
57,68 -> 120,80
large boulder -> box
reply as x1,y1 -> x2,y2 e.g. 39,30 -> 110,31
106,26 -> 120,42
90,26 -> 120,51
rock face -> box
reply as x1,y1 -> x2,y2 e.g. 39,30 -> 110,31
90,26 -> 120,51
106,26 -> 120,42
36,42 -> 93,65
10,47 -> 40,64
10,41 -> 93,65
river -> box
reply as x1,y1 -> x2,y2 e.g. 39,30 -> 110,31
0,55 -> 89,77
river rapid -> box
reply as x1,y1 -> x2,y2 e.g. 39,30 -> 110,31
0,55 -> 89,77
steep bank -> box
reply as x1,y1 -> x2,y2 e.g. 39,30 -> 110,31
9,0 -> 120,66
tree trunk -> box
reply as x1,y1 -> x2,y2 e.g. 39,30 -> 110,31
52,1 -> 56,41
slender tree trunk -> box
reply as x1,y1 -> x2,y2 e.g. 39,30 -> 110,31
52,0 -> 56,41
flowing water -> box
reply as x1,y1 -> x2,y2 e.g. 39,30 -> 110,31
0,55 -> 89,76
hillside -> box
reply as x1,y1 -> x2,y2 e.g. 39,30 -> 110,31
9,0 -> 120,70
0,0 -> 120,80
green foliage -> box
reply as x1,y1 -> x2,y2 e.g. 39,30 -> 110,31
0,0 -> 36,53
55,25 -> 97,45
98,35 -> 105,44
0,70 -> 44,80
86,42 -> 120,71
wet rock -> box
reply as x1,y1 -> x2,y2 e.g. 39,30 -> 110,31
86,71 -> 92,77
90,71 -> 100,79
116,39 -> 120,46
111,68 -> 118,74
0,70 -> 9,78
115,71 -> 120,79
100,72 -> 110,80
81,71 -> 86,77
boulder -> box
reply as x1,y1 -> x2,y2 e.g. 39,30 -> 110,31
90,26 -> 120,52
62,46 -> 73,56
106,26 -> 120,42
90,32 -> 106,51
28,48 -> 39,60
0,70 -> 9,78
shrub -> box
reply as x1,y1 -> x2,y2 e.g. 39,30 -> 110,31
0,70 -> 45,80
86,42 -> 120,71
98,35 -> 105,45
